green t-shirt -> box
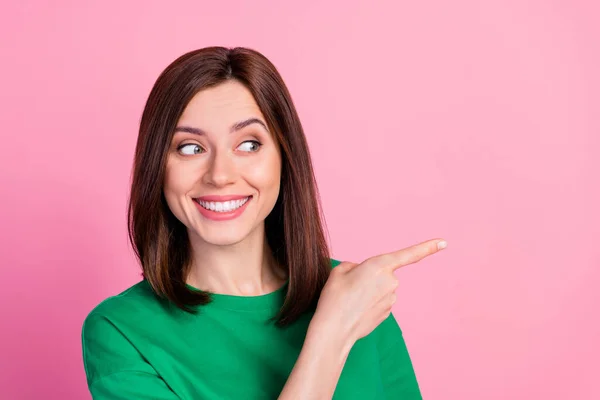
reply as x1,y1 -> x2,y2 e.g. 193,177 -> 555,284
82,259 -> 422,399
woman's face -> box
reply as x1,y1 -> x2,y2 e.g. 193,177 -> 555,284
163,80 -> 282,246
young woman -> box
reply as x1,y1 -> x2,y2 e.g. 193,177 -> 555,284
81,46 -> 447,399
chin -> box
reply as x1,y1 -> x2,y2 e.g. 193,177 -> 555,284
199,232 -> 249,247
192,222 -> 256,247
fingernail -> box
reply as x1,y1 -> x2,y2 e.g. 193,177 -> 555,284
437,240 -> 447,250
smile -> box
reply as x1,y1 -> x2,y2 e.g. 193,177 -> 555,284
195,196 -> 251,213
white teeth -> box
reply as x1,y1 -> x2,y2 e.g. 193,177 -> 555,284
197,197 -> 250,212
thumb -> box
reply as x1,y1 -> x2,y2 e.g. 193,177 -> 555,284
334,261 -> 358,273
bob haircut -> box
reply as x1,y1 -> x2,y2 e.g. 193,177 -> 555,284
127,47 -> 332,326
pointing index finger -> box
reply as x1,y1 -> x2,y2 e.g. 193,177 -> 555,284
382,239 -> 447,271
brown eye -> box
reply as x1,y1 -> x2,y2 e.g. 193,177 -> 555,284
178,143 -> 204,155
237,140 -> 262,152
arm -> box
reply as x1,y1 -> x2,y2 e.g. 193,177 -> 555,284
278,317 -> 353,400
82,311 -> 180,400
374,312 -> 422,399
278,313 -> 422,400
279,240 -> 443,400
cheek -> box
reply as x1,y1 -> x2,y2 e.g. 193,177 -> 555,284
248,153 -> 281,194
163,161 -> 195,205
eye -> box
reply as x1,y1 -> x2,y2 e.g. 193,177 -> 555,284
237,140 -> 262,152
177,143 -> 204,155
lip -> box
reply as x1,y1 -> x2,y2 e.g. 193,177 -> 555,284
195,194 -> 252,202
194,195 -> 252,221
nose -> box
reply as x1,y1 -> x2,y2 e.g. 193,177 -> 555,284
202,149 -> 237,187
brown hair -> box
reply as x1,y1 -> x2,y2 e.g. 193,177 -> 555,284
127,47 -> 331,326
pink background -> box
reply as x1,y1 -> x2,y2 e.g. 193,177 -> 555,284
1,1 -> 599,398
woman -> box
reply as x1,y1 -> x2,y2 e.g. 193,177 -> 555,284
81,46 -> 447,399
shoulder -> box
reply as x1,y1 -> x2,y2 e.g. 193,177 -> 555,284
330,258 -> 342,268
84,280 -> 158,323
81,281 -> 166,383
82,280 -> 166,343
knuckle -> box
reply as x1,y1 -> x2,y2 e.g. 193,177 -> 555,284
373,266 -> 385,277
379,253 -> 392,265
371,254 -> 389,268
384,273 -> 398,288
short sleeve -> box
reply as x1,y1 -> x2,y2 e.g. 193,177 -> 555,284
373,312 -> 423,399
82,309 -> 181,400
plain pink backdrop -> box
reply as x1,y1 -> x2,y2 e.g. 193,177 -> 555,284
1,1 -> 599,398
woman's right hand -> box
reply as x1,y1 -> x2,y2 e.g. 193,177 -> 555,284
311,238 -> 447,347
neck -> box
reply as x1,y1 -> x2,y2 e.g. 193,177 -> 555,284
185,223 -> 287,296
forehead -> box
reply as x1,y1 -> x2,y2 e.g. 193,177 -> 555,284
178,80 -> 266,126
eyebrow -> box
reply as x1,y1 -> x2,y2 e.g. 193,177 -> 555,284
174,117 -> 269,136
